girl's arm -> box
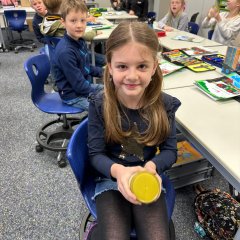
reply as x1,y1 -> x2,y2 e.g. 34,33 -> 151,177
158,14 -> 169,29
151,117 -> 178,174
88,96 -> 116,179
217,15 -> 240,41
178,13 -> 189,31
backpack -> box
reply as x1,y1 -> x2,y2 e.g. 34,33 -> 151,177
194,185 -> 240,240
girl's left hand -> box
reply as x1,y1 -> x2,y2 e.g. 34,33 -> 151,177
144,161 -> 162,186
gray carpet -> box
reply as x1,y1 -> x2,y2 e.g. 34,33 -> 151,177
0,31 -> 229,240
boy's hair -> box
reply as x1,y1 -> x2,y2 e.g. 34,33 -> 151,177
43,0 -> 62,14
60,0 -> 88,20
103,21 -> 170,146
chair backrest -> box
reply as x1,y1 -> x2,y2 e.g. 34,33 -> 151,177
190,12 -> 199,23
188,22 -> 199,35
67,118 -> 97,218
24,54 -> 50,103
44,36 -> 62,63
208,29 -> 214,40
67,118 -> 176,220
4,10 -> 26,31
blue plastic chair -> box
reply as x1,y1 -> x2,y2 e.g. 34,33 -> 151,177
24,54 -> 85,167
44,36 -> 62,63
208,29 -> 214,40
188,22 -> 199,35
4,10 -> 36,53
67,118 -> 176,239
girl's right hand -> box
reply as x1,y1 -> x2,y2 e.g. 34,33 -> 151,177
110,164 -> 145,205
163,25 -> 174,32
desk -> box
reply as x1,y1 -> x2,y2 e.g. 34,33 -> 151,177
159,30 -> 223,50
162,67 -> 224,90
165,86 -> 240,239
101,11 -> 138,23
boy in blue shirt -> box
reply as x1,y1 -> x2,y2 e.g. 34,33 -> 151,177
52,0 -> 103,110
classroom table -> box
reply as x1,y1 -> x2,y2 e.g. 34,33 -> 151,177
158,29 -> 224,50
101,11 -> 138,23
164,86 -> 240,239
162,66 -> 224,90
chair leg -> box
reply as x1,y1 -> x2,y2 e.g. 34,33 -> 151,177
57,139 -> 67,168
79,211 -> 95,240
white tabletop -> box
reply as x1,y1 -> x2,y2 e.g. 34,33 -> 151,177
162,66 -> 224,90
0,6 -> 35,14
165,86 -> 240,192
101,11 -> 138,22
159,30 -> 223,50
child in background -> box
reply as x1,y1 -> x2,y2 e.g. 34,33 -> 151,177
158,0 -> 188,32
125,0 -> 148,21
52,0 -> 103,110
202,0 -> 240,46
87,21 -> 181,240
110,0 -> 126,11
30,0 -> 47,44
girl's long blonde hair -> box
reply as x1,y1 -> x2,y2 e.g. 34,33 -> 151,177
103,22 -> 170,146
167,0 -> 186,27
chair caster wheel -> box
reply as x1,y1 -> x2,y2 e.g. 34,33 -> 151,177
36,145 -> 43,152
58,158 -> 67,168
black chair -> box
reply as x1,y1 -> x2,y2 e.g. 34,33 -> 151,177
208,29 -> 214,40
24,54 -> 85,167
190,12 -> 199,23
4,10 -> 36,53
188,22 -> 200,35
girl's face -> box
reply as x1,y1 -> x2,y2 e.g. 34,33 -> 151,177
62,10 -> 87,41
108,42 -> 158,108
226,0 -> 240,11
170,0 -> 184,16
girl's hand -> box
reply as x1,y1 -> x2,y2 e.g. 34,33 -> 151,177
96,30 -> 102,35
111,164 -> 145,204
144,161 -> 162,188
163,25 -> 174,32
129,10 -> 135,15
208,7 -> 219,19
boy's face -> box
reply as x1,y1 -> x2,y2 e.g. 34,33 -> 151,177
62,10 -> 87,41
31,0 -> 47,16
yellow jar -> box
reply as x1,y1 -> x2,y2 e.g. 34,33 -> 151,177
130,172 -> 161,204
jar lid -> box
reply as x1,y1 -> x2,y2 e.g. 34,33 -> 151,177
130,172 -> 161,204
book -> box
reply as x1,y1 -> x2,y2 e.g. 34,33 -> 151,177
159,59 -> 184,76
172,35 -> 204,43
195,76 -> 240,100
162,49 -> 216,72
175,141 -> 203,165
181,46 -> 218,56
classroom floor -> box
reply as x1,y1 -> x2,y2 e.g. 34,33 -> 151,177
0,30 -> 230,240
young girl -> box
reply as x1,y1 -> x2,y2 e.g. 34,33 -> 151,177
202,0 -> 240,46
87,21 -> 181,240
158,0 -> 189,32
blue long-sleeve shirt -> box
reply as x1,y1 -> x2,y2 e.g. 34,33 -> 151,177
88,92 -> 181,179
52,33 -> 103,101
32,13 -> 46,44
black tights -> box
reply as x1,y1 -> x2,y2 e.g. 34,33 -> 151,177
90,190 -> 170,240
